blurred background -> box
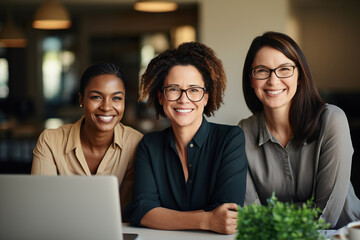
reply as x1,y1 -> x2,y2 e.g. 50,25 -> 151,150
0,0 -> 359,195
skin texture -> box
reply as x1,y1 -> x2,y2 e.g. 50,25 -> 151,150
251,46 -> 299,147
159,65 -> 208,181
141,65 -> 239,235
159,65 -> 208,133
251,46 -> 298,114
78,74 -> 125,174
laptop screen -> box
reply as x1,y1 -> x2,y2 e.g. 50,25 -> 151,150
0,175 -> 125,240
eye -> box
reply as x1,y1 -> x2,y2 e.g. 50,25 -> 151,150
278,67 -> 291,72
167,87 -> 180,92
113,96 -> 123,101
189,87 -> 200,93
90,95 -> 101,100
254,68 -> 269,74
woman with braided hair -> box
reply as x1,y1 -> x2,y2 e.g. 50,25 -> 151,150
125,42 -> 247,234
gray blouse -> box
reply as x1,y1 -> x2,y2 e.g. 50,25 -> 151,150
239,104 -> 360,229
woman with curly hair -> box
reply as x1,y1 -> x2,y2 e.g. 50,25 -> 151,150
125,42 -> 248,234
239,31 -> 360,229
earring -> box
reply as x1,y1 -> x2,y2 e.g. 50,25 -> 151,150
80,104 -> 83,108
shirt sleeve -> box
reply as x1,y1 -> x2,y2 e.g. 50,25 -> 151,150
119,161 -> 134,219
31,130 -> 58,175
244,170 -> 261,206
204,126 -> 248,210
315,106 -> 354,228
124,137 -> 161,227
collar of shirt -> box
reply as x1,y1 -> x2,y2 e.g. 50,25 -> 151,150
65,116 -> 123,153
258,112 -> 301,148
258,111 -> 272,146
168,116 -> 210,150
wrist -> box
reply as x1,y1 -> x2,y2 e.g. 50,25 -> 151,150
199,211 -> 210,231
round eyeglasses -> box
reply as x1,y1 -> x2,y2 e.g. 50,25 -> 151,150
251,65 -> 296,80
162,86 -> 206,102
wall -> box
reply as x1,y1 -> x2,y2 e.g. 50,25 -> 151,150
198,0 -> 290,125
198,0 -> 360,125
291,0 -> 360,92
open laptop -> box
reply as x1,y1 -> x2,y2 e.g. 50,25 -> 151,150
0,174 -> 138,240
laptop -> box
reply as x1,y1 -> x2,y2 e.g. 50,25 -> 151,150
0,174 -> 138,240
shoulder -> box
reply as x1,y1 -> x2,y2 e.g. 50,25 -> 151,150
207,121 -> 245,142
136,128 -> 170,149
142,128 -> 168,143
115,124 -> 144,150
38,123 -> 73,141
209,121 -> 243,134
322,103 -> 346,117
35,124 -> 74,152
238,113 -> 261,137
120,123 -> 143,140
319,104 -> 352,141
238,113 -> 259,128
321,104 -> 349,126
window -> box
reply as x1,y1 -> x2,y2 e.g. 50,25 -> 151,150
0,58 -> 9,99
42,36 -> 76,106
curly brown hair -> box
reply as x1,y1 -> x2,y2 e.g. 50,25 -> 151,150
139,41 -> 226,119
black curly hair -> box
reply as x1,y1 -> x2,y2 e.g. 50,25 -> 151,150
139,41 -> 226,119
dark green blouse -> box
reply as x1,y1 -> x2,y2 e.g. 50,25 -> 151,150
125,118 -> 248,226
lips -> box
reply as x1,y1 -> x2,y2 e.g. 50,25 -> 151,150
174,108 -> 193,113
97,115 -> 114,123
265,89 -> 285,95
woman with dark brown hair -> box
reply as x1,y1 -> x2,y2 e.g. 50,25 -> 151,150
32,63 -> 143,211
125,42 -> 248,234
239,31 -> 360,229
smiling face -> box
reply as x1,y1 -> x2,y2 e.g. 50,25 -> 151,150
79,74 -> 125,133
159,65 -> 208,131
251,46 -> 298,113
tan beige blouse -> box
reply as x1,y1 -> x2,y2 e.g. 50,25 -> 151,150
31,116 -> 143,212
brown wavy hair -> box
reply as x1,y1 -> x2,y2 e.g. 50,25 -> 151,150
242,31 -> 325,148
139,41 -> 226,119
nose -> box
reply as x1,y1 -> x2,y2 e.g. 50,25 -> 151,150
267,70 -> 280,84
178,90 -> 190,102
100,98 -> 112,111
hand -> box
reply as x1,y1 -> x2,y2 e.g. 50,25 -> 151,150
203,203 -> 239,235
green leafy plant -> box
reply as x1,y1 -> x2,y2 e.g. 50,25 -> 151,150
236,193 -> 330,240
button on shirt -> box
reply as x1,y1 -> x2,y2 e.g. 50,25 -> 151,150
239,104 -> 360,228
125,118 -> 248,227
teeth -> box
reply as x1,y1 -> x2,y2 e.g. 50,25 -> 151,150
98,116 -> 113,121
175,109 -> 192,113
266,89 -> 284,94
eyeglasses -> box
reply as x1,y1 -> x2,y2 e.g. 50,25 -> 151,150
162,86 -> 206,102
251,65 -> 296,80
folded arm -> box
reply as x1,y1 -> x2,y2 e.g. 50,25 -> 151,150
141,203 -> 239,234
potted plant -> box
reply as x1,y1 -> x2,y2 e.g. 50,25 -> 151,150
236,193 -> 330,240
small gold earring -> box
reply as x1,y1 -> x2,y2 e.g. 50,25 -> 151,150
80,104 -> 83,108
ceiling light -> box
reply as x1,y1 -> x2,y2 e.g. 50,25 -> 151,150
0,13 -> 27,48
33,0 -> 71,30
134,0 -> 178,13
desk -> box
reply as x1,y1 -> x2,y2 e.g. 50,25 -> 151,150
122,223 -> 236,240
122,223 -> 339,240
